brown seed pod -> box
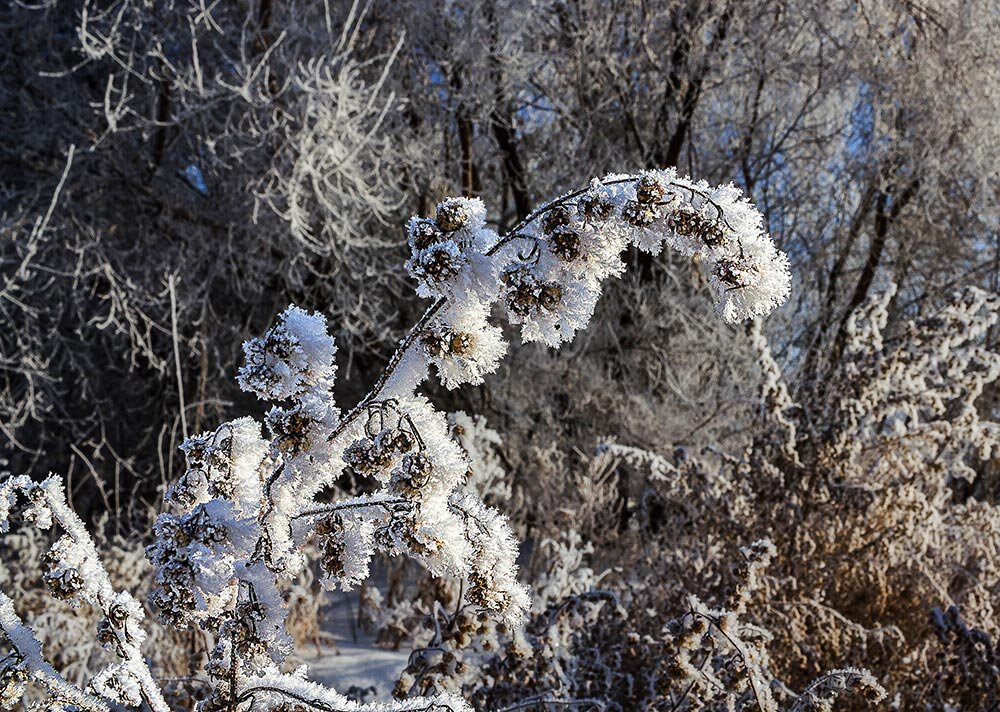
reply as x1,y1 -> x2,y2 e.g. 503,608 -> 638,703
863,685 -> 884,703
392,429 -> 416,453
539,283 -> 563,310
43,568 -> 85,600
550,226 -> 581,261
714,259 -> 750,289
320,536 -> 348,579
665,656 -> 689,681
398,517 -> 443,557
96,618 -> 118,646
268,409 -> 314,456
410,219 -> 445,250
580,194 -> 615,221
418,247 -> 463,283
668,205 -> 726,247
392,452 -> 434,497
448,331 -> 476,357
622,199 -> 658,227
421,331 -> 449,358
636,174 -> 667,204
541,206 -> 572,234
343,438 -> 393,477
435,201 -> 470,232
506,282 -> 539,317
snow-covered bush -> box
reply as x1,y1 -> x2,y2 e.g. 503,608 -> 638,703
472,284 -> 1000,709
474,539 -> 886,711
369,418 -> 893,710
1,171 -> 789,710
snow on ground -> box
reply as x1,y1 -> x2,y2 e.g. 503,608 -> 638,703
293,638 -> 411,701
290,589 -> 411,702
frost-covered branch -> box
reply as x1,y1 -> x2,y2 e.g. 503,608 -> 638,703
0,591 -> 109,712
256,168 -> 788,559
0,476 -> 169,711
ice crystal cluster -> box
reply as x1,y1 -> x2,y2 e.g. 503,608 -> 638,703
0,170 -> 787,711
406,171 -> 789,356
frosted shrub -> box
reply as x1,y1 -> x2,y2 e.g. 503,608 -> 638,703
480,283 -> 999,709
427,437 -> 889,710
0,170 -> 789,711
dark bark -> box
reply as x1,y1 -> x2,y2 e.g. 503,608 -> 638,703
151,80 -> 171,170
490,101 -> 530,221
457,109 -> 479,197
831,177 -> 920,361
487,3 -> 531,222
799,180 -> 878,382
649,4 -> 731,170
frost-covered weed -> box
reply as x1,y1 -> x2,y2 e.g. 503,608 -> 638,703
1,172 -> 787,711
378,428 -> 888,711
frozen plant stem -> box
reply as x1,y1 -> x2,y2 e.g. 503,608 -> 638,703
168,274 -> 188,441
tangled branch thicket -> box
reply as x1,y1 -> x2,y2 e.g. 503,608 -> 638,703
2,1 -> 1000,711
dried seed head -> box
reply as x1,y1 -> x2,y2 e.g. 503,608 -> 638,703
320,536 -> 348,579
0,661 -> 28,709
97,618 -> 118,646
267,408 -> 314,456
863,684 -> 886,703
436,200 -> 471,232
467,569 -> 510,613
410,219 -> 445,249
449,331 -> 476,357
392,429 -> 416,453
539,283 -> 563,310
665,655 -> 689,681
343,438 -> 393,478
622,199 -> 659,227
424,328 -> 476,359
542,206 -> 572,234
636,174 -> 667,204
417,246 -> 463,284
421,331 -> 449,358
43,567 -> 85,601
504,273 -> 540,317
668,205 -> 727,247
550,226 -> 581,261
108,603 -> 130,627
391,452 -> 434,497
167,471 -> 203,507
315,514 -> 342,537
714,259 -> 750,289
397,515 -> 443,556
580,194 -> 615,221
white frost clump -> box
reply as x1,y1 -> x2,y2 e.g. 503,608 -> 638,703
405,197 -> 498,301
422,298 -> 507,389
238,305 -> 338,417
404,171 -> 787,353
0,476 -> 169,712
